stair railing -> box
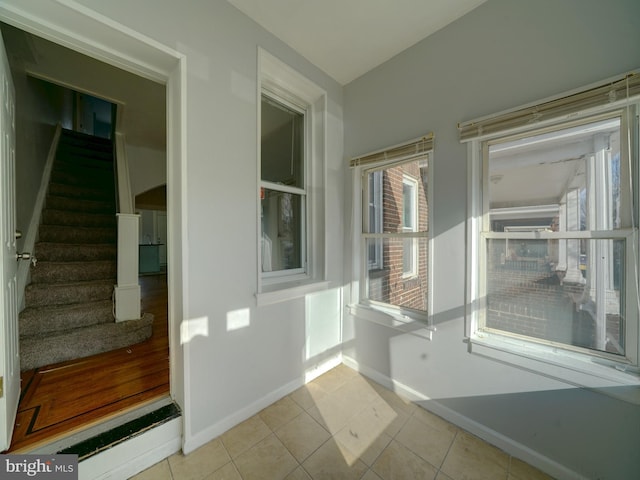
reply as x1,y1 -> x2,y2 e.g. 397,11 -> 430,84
17,124 -> 62,310
113,131 -> 141,321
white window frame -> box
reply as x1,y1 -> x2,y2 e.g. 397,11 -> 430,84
367,170 -> 384,270
256,49 -> 328,303
349,142 -> 434,335
465,102 -> 640,394
402,175 -> 419,278
260,93 -> 307,279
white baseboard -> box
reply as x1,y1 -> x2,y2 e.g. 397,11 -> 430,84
342,356 -> 587,480
78,416 -> 182,480
182,354 -> 342,455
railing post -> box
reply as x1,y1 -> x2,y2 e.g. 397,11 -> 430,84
115,213 -> 141,321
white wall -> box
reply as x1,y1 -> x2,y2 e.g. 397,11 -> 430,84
61,0 -> 345,453
343,0 -> 640,479
10,69 -> 68,252
127,144 -> 166,197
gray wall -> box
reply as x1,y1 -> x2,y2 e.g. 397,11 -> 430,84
343,0 -> 640,478
67,0 -> 345,451
12,73 -> 69,252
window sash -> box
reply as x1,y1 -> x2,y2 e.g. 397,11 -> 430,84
470,110 -> 639,367
260,90 -> 308,278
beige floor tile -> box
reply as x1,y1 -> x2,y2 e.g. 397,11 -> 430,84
168,439 -> 230,480
130,459 -> 172,480
284,466 -> 312,480
509,457 -> 554,480
307,392 -> 362,434
234,433 -> 299,480
289,382 -> 327,411
220,415 -> 271,458
395,413 -> 456,468
366,397 -> 411,437
259,395 -> 303,430
331,373 -> 381,407
412,406 -> 458,436
203,461 -> 242,480
310,365 -> 356,394
335,428 -> 392,467
275,411 -> 331,462
372,440 -> 438,480
440,432 -> 509,480
435,472 -> 455,480
361,469 -> 385,480
332,401 -> 397,466
367,380 -> 417,416
302,439 -> 368,480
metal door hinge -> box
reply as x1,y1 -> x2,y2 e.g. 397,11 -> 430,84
0,376 -> 3,398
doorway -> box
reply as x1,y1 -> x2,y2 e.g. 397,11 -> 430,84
0,8 -> 184,454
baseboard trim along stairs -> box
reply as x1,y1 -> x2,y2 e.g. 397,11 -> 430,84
19,129 -> 153,371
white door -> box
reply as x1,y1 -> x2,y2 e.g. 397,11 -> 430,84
0,30 -> 19,452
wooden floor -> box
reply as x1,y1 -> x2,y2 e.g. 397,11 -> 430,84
6,273 -> 170,453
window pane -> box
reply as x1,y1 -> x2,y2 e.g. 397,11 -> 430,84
486,238 -> 624,356
261,189 -> 303,272
488,117 -> 622,232
364,159 -> 428,234
365,237 -> 428,312
261,95 -> 304,187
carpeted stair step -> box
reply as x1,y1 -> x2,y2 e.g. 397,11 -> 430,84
50,169 -> 115,189
41,209 -> 116,228
53,158 -> 113,178
20,313 -> 154,371
31,260 -> 116,284
38,224 -> 116,244
25,279 -> 114,307
19,300 -> 114,337
45,195 -> 115,215
34,242 -> 117,262
48,182 -> 115,202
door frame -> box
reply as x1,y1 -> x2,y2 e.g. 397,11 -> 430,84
0,0 -> 187,444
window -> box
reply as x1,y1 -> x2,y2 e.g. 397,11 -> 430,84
402,175 -> 418,278
367,171 -> 383,270
462,72 -> 640,386
257,49 -> 327,300
352,135 -> 432,318
260,94 -> 306,276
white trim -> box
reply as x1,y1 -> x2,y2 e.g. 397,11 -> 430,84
17,123 -> 60,310
342,356 -> 589,480
468,335 -> 640,403
78,417 -> 182,480
0,0 -> 189,463
255,280 -> 330,307
0,0 -> 179,83
257,48 -> 327,292
347,303 -> 433,340
466,107 -> 640,387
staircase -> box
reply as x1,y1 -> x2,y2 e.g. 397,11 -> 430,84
19,129 -> 153,371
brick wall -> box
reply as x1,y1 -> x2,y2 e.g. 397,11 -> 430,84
369,161 -> 428,312
485,240 -> 622,354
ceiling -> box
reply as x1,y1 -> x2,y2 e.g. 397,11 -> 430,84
227,0 -> 487,85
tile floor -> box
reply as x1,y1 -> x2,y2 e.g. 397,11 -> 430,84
131,365 -> 553,480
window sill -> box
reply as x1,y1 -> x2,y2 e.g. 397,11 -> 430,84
468,333 -> 640,404
347,303 -> 434,340
256,280 -> 330,307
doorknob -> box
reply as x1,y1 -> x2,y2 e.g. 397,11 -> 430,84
15,230 -> 22,239
16,252 -> 31,261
